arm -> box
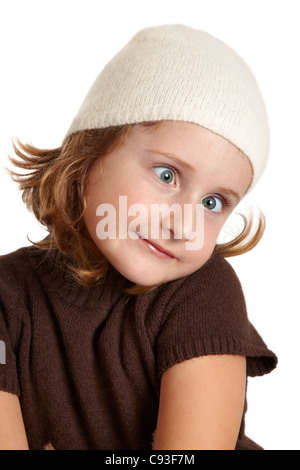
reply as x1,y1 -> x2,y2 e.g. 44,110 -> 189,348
154,354 -> 246,450
0,391 -> 29,450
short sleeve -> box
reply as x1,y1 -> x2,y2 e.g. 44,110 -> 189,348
0,288 -> 21,397
156,254 -> 277,379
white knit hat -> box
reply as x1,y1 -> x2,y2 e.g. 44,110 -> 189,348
65,24 -> 269,188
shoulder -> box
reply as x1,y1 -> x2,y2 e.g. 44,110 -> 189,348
0,246 -> 48,303
0,247 -> 31,293
152,254 -> 277,379
141,254 -> 244,335
187,254 -> 248,325
0,245 -> 40,279
153,254 -> 248,345
153,254 -> 247,326
180,253 -> 244,300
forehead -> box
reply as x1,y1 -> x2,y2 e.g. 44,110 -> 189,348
126,121 -> 253,194
132,121 -> 240,151
130,121 -> 250,169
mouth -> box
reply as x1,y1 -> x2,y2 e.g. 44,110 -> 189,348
138,236 -> 177,260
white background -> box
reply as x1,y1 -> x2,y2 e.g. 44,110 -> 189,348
0,0 -> 299,450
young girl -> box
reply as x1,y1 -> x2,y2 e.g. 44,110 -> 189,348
0,24 -> 277,450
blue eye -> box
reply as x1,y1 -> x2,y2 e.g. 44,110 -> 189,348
153,166 -> 176,185
201,195 -> 224,212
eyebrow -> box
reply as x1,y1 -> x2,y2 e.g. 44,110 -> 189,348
146,149 -> 195,172
213,187 -> 242,203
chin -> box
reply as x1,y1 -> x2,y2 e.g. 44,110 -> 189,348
111,262 -> 171,287
121,268 -> 165,287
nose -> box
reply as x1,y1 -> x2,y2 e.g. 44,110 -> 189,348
160,202 -> 204,242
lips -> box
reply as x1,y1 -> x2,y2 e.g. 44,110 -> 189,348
138,236 -> 176,260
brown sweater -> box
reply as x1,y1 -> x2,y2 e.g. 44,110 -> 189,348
0,246 -> 277,450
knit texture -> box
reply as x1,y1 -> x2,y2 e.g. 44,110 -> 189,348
0,246 -> 277,450
65,24 -> 269,188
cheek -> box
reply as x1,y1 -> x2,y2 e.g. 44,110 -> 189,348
83,203 -> 98,245
84,175 -> 121,237
184,240 -> 215,271
184,217 -> 223,267
83,185 -> 152,245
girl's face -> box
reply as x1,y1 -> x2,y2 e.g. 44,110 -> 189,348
84,121 -> 253,286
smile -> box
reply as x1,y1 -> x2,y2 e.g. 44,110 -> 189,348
138,236 -> 176,260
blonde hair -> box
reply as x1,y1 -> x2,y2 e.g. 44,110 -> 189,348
8,123 -> 265,294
